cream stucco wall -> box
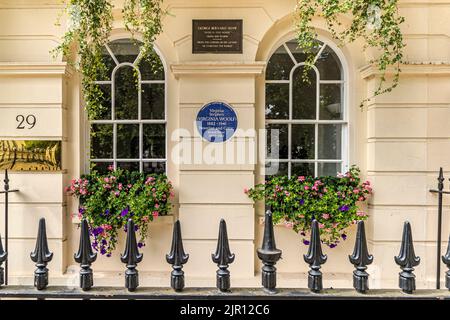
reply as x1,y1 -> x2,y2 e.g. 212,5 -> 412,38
0,0 -> 449,289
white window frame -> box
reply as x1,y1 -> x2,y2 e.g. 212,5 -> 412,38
265,38 -> 349,178
87,39 -> 168,173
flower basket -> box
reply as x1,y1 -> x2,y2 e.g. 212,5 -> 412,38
66,167 -> 174,256
245,166 -> 372,248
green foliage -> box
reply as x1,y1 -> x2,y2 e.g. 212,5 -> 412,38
53,0 -> 166,120
295,0 -> 405,106
245,166 -> 372,247
66,168 -> 174,256
123,0 -> 166,76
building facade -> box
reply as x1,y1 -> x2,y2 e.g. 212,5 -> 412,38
0,0 -> 449,288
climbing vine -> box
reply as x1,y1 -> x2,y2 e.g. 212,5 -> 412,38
295,0 -> 405,106
53,0 -> 166,120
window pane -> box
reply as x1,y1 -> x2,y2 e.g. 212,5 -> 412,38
90,124 -> 113,159
292,66 -> 317,119
115,66 -> 138,120
265,84 -> 289,119
117,162 -> 139,172
320,84 -> 342,120
265,161 -> 288,177
94,84 -> 112,120
315,46 -> 342,80
143,124 -> 165,159
318,124 -> 342,159
266,124 -> 288,159
142,84 -> 164,119
143,162 -> 166,174
108,39 -> 140,63
90,162 -> 113,174
266,45 -> 294,80
318,162 -> 341,176
285,40 -> 322,64
139,56 -> 165,80
117,124 -> 139,159
292,162 -> 315,177
291,124 -> 315,159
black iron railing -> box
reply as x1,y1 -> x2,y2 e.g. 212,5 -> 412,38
0,170 -> 448,300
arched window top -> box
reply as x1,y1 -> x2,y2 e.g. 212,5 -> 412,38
266,39 -> 342,81
100,38 -> 165,81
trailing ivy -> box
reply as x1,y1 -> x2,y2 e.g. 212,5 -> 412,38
53,0 -> 166,120
295,0 -> 405,106
123,0 -> 166,76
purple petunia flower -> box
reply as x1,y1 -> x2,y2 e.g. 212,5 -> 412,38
134,225 -> 139,231
339,205 -> 350,212
329,243 -> 337,248
341,234 -> 347,240
106,253 -> 111,258
137,242 -> 143,248
101,239 -> 107,245
299,199 -> 305,205
79,207 -> 85,214
100,247 -> 107,255
92,227 -> 104,236
302,239 -> 310,245
121,208 -> 129,217
300,231 -> 306,236
104,209 -> 110,216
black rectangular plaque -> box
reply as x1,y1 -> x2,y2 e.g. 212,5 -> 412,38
192,19 -> 243,54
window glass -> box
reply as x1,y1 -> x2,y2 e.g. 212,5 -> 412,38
265,39 -> 346,178
265,84 -> 289,119
265,45 -> 294,80
89,39 -> 167,173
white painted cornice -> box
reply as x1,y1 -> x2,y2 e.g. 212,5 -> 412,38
0,62 -> 74,77
360,62 -> 450,79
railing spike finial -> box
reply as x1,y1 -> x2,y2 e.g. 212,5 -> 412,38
30,218 -> 53,290
349,221 -> 374,293
4,169 -> 9,191
442,235 -> 450,290
74,219 -> 97,291
120,219 -> 143,292
0,234 -> 7,286
212,219 -> 235,292
303,219 -> 327,293
257,210 -> 282,293
438,167 -> 445,190
166,220 -> 189,291
394,221 -> 420,294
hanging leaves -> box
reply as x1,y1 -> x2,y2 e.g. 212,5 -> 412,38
295,0 -> 406,106
53,0 -> 166,120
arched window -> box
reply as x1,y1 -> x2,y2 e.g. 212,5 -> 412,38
88,38 -> 166,173
265,39 -> 346,178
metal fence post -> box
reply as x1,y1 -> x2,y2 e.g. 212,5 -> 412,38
0,234 -> 6,286
74,219 -> 97,291
442,235 -> 450,290
212,219 -> 235,292
349,221 -> 373,293
1,170 -> 19,285
166,220 -> 189,292
304,219 -> 327,293
120,219 -> 143,292
395,221 -> 420,294
30,218 -> 53,290
257,210 -> 282,293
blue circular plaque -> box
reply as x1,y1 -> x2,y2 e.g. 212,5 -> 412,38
196,101 -> 238,143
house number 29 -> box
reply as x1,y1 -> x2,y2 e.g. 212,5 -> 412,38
16,114 -> 36,129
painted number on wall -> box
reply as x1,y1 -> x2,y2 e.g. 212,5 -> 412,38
16,114 -> 36,129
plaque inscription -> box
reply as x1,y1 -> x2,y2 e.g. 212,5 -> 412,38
192,19 -> 243,54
